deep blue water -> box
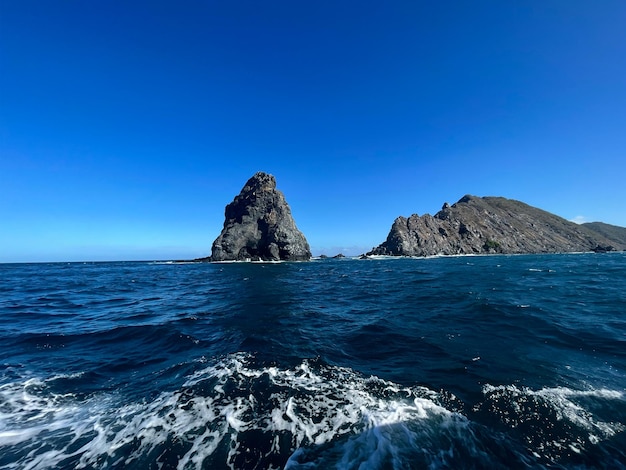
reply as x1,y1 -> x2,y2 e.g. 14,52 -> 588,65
1,253 -> 625,469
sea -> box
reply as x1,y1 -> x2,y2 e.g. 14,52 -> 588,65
1,253 -> 625,469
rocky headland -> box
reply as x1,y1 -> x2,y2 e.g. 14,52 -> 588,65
368,195 -> 626,257
208,172 -> 311,261
199,174 -> 625,262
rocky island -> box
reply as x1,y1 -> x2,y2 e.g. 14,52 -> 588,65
368,195 -> 626,257
199,174 -> 625,262
208,172 -> 311,261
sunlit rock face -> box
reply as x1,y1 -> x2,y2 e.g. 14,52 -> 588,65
368,195 -> 626,257
211,172 -> 311,261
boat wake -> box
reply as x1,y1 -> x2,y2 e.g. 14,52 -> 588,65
1,353 -> 624,469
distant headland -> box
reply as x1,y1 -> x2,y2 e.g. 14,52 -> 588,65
197,172 -> 626,262
367,195 -> 626,257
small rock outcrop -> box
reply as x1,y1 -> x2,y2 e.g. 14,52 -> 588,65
210,172 -> 311,261
368,195 -> 626,257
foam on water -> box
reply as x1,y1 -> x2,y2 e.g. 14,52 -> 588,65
2,353 -> 624,469
478,384 -> 625,464
1,354 -> 454,469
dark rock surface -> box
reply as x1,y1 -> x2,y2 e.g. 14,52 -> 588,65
368,195 -> 626,257
210,172 -> 311,261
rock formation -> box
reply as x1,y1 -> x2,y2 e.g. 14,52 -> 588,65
368,195 -> 626,257
210,172 -> 311,261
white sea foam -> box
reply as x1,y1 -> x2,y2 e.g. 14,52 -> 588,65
2,357 -> 623,469
480,384 -> 625,461
0,354 -> 463,469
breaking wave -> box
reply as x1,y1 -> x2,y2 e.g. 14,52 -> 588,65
1,353 -> 624,469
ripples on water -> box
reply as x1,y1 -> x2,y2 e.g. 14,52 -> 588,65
0,253 -> 625,468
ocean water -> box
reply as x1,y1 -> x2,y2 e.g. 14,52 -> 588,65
1,253 -> 625,469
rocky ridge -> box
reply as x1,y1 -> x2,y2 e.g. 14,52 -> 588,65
209,172 -> 311,261
368,195 -> 626,257
582,222 -> 626,248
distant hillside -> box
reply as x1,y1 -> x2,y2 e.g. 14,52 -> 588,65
582,222 -> 626,247
368,195 -> 626,257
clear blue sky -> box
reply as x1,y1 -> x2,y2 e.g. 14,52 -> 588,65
1,1 -> 625,262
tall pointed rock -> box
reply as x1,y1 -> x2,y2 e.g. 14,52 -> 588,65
211,172 -> 311,261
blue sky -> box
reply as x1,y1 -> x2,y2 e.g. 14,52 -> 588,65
1,1 -> 625,262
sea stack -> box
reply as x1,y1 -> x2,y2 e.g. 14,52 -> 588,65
210,172 -> 311,261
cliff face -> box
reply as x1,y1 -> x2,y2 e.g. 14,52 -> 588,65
368,195 -> 626,257
211,172 -> 311,261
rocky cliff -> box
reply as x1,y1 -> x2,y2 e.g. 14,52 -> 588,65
368,195 -> 626,257
210,172 -> 311,261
